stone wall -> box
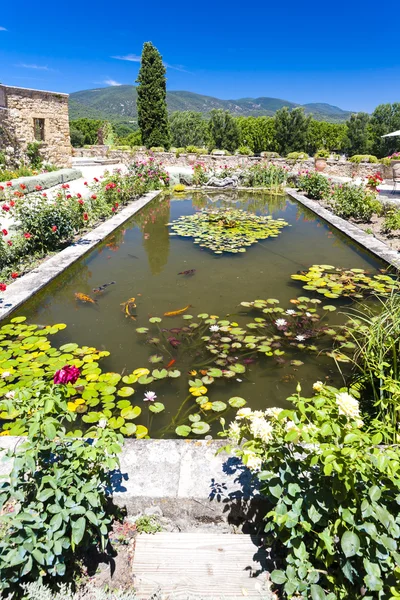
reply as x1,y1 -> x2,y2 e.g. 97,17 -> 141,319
0,85 -> 72,168
72,147 -> 392,179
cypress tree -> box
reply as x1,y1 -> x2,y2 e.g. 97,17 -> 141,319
136,42 -> 170,149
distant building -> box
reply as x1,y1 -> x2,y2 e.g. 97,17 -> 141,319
0,84 -> 72,168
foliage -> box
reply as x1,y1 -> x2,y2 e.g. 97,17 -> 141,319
98,121 -> 115,146
241,163 -> 288,191
274,107 -> 311,155
208,109 -> 240,153
168,208 -> 289,254
349,155 -> 379,163
118,129 -> 142,147
261,151 -> 281,159
286,151 -> 309,160
26,142 -> 43,169
192,162 -> 209,186
0,379 -> 122,593
328,182 -> 381,222
291,264 -> 400,299
186,145 -> 208,154
367,172 -> 383,189
297,171 -> 331,200
134,514 -> 162,534
236,116 -> 277,154
345,113 -> 371,155
69,119 -> 104,146
169,111 -> 208,148
128,158 -> 170,189
222,383 -> 400,599
236,145 -> 253,155
306,121 -> 346,155
315,149 -> 330,158
69,128 -> 85,148
369,103 -> 400,158
136,42 -> 170,149
382,208 -> 400,234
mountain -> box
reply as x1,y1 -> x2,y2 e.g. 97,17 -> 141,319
69,85 -> 352,123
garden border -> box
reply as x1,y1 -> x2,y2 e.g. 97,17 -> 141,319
286,188 -> 400,270
0,190 -> 162,320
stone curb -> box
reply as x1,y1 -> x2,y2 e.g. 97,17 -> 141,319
6,168 -> 83,193
286,188 -> 400,270
0,190 -> 162,320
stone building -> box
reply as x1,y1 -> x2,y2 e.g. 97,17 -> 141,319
0,85 -> 72,168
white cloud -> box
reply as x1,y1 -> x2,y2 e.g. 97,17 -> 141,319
104,79 -> 122,86
0,27 -> 7,31
112,53 -> 189,72
17,63 -> 52,71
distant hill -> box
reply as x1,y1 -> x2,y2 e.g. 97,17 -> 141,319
69,85 -> 352,123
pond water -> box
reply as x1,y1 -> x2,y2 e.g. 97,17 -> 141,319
12,191 -> 385,437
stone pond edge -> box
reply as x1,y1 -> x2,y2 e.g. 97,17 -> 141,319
0,190 -> 162,321
286,188 -> 400,271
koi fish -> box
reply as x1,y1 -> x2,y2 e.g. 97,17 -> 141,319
75,292 -> 96,304
93,281 -> 116,293
178,269 -> 196,276
166,359 -> 176,369
199,369 -> 208,376
164,304 -> 191,317
121,297 -> 137,320
128,254 -> 139,259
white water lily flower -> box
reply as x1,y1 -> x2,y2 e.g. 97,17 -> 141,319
313,381 -> 324,392
275,319 -> 287,328
1,371 -> 11,378
306,312 -> 312,317
5,390 -> 15,399
244,452 -> 263,471
236,407 -> 252,419
210,325 -> 220,333
336,392 -> 360,418
295,335 -> 306,342
98,418 -> 107,429
144,391 -> 157,402
285,309 -> 296,315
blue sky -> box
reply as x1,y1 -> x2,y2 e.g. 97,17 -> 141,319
0,0 -> 397,112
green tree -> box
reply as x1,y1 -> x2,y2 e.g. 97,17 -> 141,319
236,116 -> 277,154
369,103 -> 400,158
136,42 -> 170,149
119,130 -> 142,147
345,112 -> 370,155
69,119 -> 103,145
306,120 -> 346,154
274,107 -> 311,155
208,109 -> 240,152
170,111 -> 208,147
69,127 -> 85,148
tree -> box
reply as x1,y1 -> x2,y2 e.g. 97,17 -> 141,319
236,116 -> 277,154
69,128 -> 85,148
208,109 -> 240,152
369,103 -> 400,158
169,111 -> 208,147
306,120 -> 346,155
274,107 -> 311,155
69,119 -> 103,145
136,42 -> 170,149
345,112 -> 370,156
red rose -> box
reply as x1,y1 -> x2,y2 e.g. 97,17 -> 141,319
35,185 -> 42,191
115,202 -> 119,208
0,186 -> 4,191
7,241 -> 12,247
24,233 -> 32,239
78,199 -> 84,205
51,225 -> 57,232
77,193 -> 82,198
61,184 -> 69,190
2,229 -> 8,236
83,212 -> 88,221
111,207 -> 115,212
91,194 -> 97,200
93,177 -> 99,182
20,184 -> 26,190
0,283 -> 6,291
11,272 -> 18,279
6,182 -> 12,187
9,200 -> 15,207
2,205 -> 10,212
66,194 -> 72,199
42,193 -> 47,198
84,181 -> 88,186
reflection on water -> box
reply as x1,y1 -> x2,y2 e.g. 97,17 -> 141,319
11,192 -> 386,437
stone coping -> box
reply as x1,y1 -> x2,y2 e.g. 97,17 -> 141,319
0,84 -> 69,97
6,168 -> 82,193
286,188 -> 400,270
0,190 -> 162,321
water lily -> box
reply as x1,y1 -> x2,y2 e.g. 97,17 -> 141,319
275,319 -> 287,328
98,418 -> 108,428
210,325 -> 220,333
144,391 -> 157,402
54,365 -> 80,385
285,309 -> 296,315
1,371 -> 11,378
295,335 -> 306,341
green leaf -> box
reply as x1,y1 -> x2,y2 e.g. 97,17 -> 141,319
168,369 -> 181,378
211,401 -> 227,412
341,531 -> 360,558
72,517 -> 86,546
117,386 -> 135,397
228,397 -> 246,408
191,421 -> 210,434
152,369 -> 168,379
176,425 -> 191,437
369,485 -> 381,502
121,406 -> 141,420
44,421 -> 56,440
270,570 -> 287,584
311,584 -> 327,600
149,402 -> 165,413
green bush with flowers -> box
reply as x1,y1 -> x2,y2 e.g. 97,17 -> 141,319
127,158 -> 170,189
297,171 -> 331,200
221,382 -> 400,599
328,183 -> 382,222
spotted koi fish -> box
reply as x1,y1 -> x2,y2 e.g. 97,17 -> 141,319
121,297 -> 137,320
74,292 -> 97,304
93,281 -> 116,293
178,269 -> 196,276
164,304 -> 191,317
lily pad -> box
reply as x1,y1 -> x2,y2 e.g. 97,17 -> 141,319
176,425 -> 191,437
149,402 -> 165,413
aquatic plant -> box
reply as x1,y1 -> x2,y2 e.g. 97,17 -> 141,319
291,265 -> 400,299
241,163 -> 288,191
168,208 -> 289,254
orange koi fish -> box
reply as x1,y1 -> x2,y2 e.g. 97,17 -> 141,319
121,297 -> 137,320
75,292 -> 96,304
166,359 -> 176,369
163,304 -> 191,317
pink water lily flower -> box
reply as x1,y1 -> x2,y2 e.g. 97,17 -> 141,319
144,391 -> 157,402
53,365 -> 80,385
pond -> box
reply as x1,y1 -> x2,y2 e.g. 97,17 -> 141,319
11,191 -> 386,438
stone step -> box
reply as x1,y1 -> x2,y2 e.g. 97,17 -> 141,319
132,532 -> 274,599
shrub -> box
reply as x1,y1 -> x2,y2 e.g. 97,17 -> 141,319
314,149 -> 330,159
389,152 -> 400,160
286,151 -> 309,160
149,146 -> 165,153
242,163 -> 287,190
0,380 -> 122,594
349,154 -> 379,163
223,383 -> 400,598
297,171 -> 331,200
192,162 -> 209,186
261,151 -> 281,159
128,158 -> 170,189
236,145 -> 253,156
175,147 -> 185,157
328,183 -> 381,222
26,142 -> 43,169
382,208 -> 400,234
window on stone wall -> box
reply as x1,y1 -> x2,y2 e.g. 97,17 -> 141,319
33,118 -> 45,141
